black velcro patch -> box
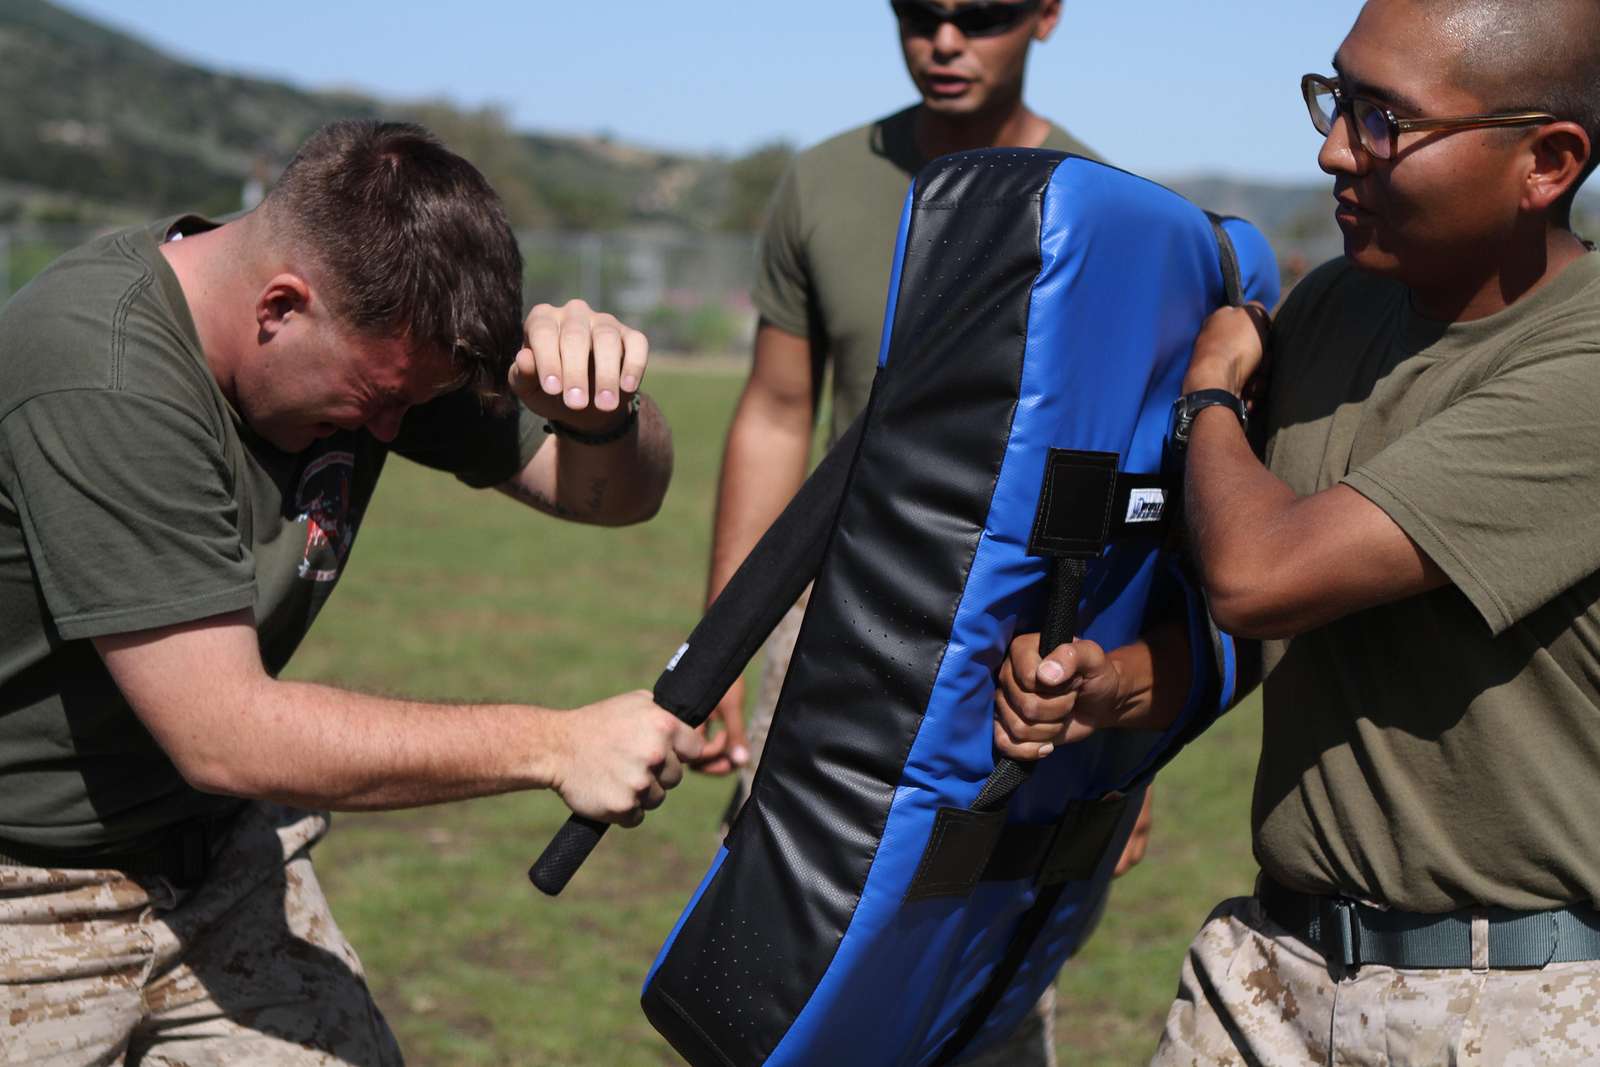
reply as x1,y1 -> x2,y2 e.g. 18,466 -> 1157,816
1028,449 -> 1120,559
1028,449 -> 1170,561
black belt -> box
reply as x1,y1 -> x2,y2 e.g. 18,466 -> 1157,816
0,810 -> 241,887
1258,875 -> 1600,971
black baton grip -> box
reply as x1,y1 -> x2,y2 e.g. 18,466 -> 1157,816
530,815 -> 608,896
973,556 -> 1087,812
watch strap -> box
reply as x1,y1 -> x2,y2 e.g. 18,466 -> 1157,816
544,395 -> 640,445
1172,389 -> 1246,449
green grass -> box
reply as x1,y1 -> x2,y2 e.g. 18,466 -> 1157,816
290,364 -> 1263,1066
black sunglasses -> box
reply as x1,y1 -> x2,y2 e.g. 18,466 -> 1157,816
890,0 -> 1042,39
1301,73 -> 1558,161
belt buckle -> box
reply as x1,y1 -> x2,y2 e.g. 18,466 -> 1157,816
1328,898 -> 1360,970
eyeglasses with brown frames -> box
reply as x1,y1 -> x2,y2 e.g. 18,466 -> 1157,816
1302,73 -> 1559,160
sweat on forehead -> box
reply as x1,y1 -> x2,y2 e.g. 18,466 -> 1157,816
1378,0 -> 1600,110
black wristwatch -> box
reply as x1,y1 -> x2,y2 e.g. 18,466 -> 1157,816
1169,389 -> 1247,452
544,394 -> 640,445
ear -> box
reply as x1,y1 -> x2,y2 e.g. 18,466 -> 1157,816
255,273 -> 313,339
1034,0 -> 1062,41
1522,121 -> 1591,216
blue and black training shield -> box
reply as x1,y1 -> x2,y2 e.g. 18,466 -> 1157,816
532,149 -> 1276,1065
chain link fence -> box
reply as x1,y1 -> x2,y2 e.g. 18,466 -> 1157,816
0,225 -> 761,356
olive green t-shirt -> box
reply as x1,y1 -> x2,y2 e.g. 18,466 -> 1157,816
1254,252 -> 1600,912
0,217 -> 544,854
752,105 -> 1097,444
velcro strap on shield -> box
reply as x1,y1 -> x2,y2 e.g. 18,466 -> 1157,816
904,794 -> 1134,901
1028,449 -> 1169,561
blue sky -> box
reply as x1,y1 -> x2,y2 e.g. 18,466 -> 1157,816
59,1 -> 1366,183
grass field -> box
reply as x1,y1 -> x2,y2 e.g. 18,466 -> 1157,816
286,363 -> 1264,1066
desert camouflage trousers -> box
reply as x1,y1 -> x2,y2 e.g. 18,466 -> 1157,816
1152,894 -> 1600,1067
739,587 -> 1058,1067
0,804 -> 401,1067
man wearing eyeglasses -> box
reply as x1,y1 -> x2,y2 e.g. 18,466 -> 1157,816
692,1 -> 1111,1062
990,0 -> 1600,1061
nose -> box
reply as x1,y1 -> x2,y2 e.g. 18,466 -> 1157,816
1317,108 -> 1370,177
931,19 -> 966,56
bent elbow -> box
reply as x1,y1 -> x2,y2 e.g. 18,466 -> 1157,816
171,752 -> 258,800
615,488 -> 666,526
583,488 -> 665,527
1203,564 -> 1302,641
1207,592 -> 1276,641
1206,585 -> 1312,641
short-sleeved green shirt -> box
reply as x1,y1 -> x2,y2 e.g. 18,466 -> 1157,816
751,106 -> 1097,444
1254,252 -> 1600,912
0,217 -> 545,854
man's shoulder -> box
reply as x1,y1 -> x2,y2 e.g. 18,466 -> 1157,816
789,106 -> 921,179
0,220 -> 210,423
1040,120 -> 1101,164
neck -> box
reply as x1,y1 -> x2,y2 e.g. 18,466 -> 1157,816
912,97 -> 1048,161
158,219 -> 256,406
1409,226 -> 1591,323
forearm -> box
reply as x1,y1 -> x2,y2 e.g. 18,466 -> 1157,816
503,394 -> 673,525
100,610 -> 696,824
1182,406 -> 1304,634
705,388 -> 813,604
1179,304 -> 1448,640
1182,406 -> 1438,638
165,674 -> 572,810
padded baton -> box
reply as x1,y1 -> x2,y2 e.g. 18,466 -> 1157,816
530,414 -> 869,895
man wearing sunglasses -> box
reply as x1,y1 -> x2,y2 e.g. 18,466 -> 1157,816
694,1 -> 1110,1063
991,0 -> 1600,1061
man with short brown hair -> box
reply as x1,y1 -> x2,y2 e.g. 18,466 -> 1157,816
0,120 -> 701,1064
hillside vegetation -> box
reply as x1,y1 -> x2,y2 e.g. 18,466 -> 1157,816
0,0 -> 779,230
3,0 -> 1595,264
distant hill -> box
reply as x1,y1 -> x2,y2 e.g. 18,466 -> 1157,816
0,0 -> 763,230
3,0 -> 1595,266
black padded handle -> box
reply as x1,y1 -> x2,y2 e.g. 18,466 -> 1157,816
529,815 -> 607,895
529,413 -> 870,896
973,556 -> 1087,812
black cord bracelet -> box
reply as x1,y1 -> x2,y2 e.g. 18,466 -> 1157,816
544,395 -> 639,445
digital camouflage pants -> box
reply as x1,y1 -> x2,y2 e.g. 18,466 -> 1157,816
0,804 -> 400,1067
740,589 -> 1058,1067
1151,895 -> 1600,1067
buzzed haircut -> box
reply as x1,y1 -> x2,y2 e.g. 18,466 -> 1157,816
1426,0 -> 1600,220
263,120 -> 524,401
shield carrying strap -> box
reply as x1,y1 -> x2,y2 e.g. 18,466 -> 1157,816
529,409 -> 869,895
1205,211 -> 1245,308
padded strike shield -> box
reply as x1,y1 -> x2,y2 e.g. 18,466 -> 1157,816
640,151 -> 1277,1066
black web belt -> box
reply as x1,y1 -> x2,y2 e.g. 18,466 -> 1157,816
1259,875 -> 1600,971
0,809 -> 241,887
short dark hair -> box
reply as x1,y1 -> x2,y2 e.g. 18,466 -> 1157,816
263,120 -> 523,400
1435,0 -> 1600,223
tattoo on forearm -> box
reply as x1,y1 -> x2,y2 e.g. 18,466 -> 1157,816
504,480 -> 577,519
587,477 -> 609,515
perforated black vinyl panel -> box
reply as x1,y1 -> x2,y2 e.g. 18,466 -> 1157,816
644,150 -> 1063,1066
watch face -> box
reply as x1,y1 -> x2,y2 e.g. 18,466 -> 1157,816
1169,391 -> 1244,450
1167,395 -> 1190,447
